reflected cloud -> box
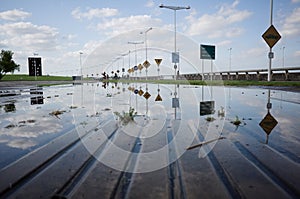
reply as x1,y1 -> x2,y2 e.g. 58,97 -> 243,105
6,138 -> 37,150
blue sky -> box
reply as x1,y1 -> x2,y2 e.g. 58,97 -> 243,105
0,0 -> 299,76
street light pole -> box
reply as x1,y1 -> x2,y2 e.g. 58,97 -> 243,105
282,46 -> 285,68
79,52 -> 83,80
128,41 -> 144,80
140,27 -> 152,80
228,47 -> 232,71
268,0 -> 273,82
159,4 -> 190,80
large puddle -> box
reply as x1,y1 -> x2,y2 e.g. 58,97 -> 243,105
0,83 -> 299,170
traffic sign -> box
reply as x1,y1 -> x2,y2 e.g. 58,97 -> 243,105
143,60 -> 151,68
155,58 -> 162,66
172,52 -> 179,63
262,25 -> 281,48
138,89 -> 144,96
138,64 -> 143,71
259,112 -> 278,135
200,101 -> 215,116
143,92 -> 151,99
172,98 -> 179,108
200,44 -> 215,60
155,94 -> 162,101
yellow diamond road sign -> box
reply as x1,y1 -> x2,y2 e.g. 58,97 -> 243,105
259,112 -> 278,135
143,60 -> 151,68
262,25 -> 281,48
143,92 -> 151,99
138,64 -> 143,71
138,89 -> 144,96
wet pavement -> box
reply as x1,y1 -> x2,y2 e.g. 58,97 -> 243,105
0,82 -> 299,198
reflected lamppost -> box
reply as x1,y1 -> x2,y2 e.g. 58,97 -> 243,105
140,27 -> 152,80
159,4 -> 190,80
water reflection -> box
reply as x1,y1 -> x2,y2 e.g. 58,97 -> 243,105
0,82 -> 299,170
30,88 -> 44,105
259,89 -> 278,144
2,102 -> 16,113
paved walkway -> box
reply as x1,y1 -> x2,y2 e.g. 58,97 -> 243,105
0,116 -> 299,199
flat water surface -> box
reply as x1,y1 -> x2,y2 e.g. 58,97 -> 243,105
0,82 -> 299,169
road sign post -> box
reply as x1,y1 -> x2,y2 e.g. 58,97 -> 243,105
262,0 -> 281,82
200,44 -> 216,81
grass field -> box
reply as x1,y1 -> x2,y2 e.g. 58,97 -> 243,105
2,74 -> 300,87
1,74 -> 72,81
105,79 -> 300,87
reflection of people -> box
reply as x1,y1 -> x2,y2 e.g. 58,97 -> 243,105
114,73 -> 119,79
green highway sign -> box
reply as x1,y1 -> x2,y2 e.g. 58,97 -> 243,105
200,44 -> 215,60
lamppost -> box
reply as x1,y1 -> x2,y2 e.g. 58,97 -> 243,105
159,4 -> 190,80
228,47 -> 232,71
79,52 -> 83,80
282,46 -> 285,68
128,41 -> 144,80
140,27 -> 152,80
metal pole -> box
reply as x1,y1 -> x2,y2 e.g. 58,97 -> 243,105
145,32 -> 148,80
174,10 -> 177,80
268,0 -> 273,82
282,46 -> 285,68
135,44 -> 137,80
80,52 -> 83,80
159,5 -> 190,80
128,50 -> 130,79
202,59 -> 204,80
174,10 -> 176,53
229,48 -> 232,71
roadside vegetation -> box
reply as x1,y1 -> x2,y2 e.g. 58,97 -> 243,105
2,74 -> 300,87
104,79 -> 300,87
1,74 -> 72,81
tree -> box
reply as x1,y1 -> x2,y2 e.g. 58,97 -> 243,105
0,50 -> 20,80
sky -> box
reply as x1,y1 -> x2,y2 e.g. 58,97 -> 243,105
0,0 -> 300,77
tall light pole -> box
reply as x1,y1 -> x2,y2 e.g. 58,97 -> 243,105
140,27 -> 152,80
159,4 -> 190,80
79,52 -> 83,80
282,46 -> 285,68
228,47 -> 232,71
128,41 -> 144,80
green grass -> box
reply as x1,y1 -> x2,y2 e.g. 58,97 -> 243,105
1,74 -> 72,81
105,79 -> 300,87
4,74 -> 299,87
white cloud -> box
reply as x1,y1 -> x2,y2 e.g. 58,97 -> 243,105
281,7 -> 300,37
292,0 -> 300,3
0,9 -> 31,21
71,7 -> 118,20
217,40 -> 232,46
185,0 -> 252,38
95,15 -> 161,36
243,47 -> 265,57
0,22 -> 59,51
146,0 -> 155,8
294,50 -> 300,57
